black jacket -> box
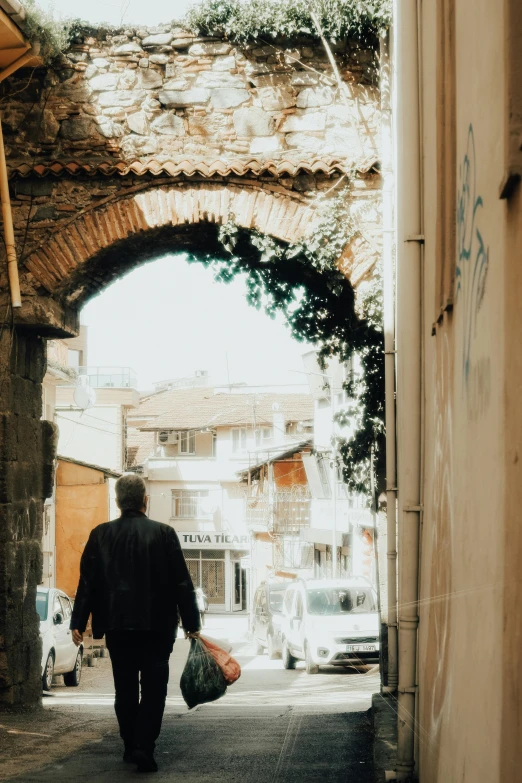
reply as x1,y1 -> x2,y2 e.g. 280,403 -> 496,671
70,511 -> 201,639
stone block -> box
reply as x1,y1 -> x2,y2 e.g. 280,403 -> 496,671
23,107 -> 60,144
189,42 -> 231,56
120,134 -> 159,157
89,72 -> 119,91
158,88 -> 210,107
249,136 -> 283,154
149,54 -> 170,65
252,73 -> 292,88
280,110 -> 326,133
60,118 -> 97,141
150,113 -> 185,135
211,88 -> 250,109
258,86 -> 296,111
97,119 -> 125,138
127,111 -> 150,135
285,132 -> 325,152
233,106 -> 274,136
212,55 -> 236,72
114,42 -> 143,55
136,69 -> 164,89
142,33 -> 173,46
196,72 -> 245,89
291,72 -> 321,87
97,90 -> 147,108
296,86 -> 336,108
54,83 -> 92,102
162,78 -> 191,91
172,38 -> 194,49
92,57 -> 110,68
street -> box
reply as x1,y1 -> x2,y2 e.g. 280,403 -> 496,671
0,616 -> 379,782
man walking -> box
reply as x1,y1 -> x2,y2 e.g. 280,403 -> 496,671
70,474 -> 201,773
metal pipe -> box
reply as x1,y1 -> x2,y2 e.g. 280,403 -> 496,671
380,30 -> 399,693
330,373 -> 338,578
0,115 -> 21,307
394,0 -> 423,778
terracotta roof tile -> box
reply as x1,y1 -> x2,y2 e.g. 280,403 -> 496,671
9,156 -> 379,180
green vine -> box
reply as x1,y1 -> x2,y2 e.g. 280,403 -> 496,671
185,0 -> 392,43
193,184 -> 384,496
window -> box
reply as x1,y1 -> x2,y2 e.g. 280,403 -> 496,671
59,595 -> 72,620
36,591 -> 49,621
231,427 -> 247,454
171,489 -> 211,518
255,427 -> 272,447
179,431 -> 196,455
284,589 -> 295,615
295,592 -> 303,620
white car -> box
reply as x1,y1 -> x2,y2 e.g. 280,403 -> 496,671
37,587 -> 83,691
280,578 -> 380,674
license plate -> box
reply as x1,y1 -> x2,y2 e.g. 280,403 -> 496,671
346,644 -> 376,652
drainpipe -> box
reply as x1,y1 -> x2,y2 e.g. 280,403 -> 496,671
0,116 -> 21,307
380,30 -> 398,694
394,0 -> 423,779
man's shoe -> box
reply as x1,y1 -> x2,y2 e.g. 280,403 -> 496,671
134,749 -> 158,773
123,746 -> 137,763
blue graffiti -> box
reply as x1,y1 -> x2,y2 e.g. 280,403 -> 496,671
456,124 -> 489,386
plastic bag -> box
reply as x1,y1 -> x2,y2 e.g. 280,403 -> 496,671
180,638 -> 227,709
201,636 -> 241,685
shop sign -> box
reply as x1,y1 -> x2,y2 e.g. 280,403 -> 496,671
181,532 -> 249,550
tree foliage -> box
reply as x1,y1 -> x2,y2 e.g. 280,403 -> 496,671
193,185 -> 385,496
185,0 -> 392,43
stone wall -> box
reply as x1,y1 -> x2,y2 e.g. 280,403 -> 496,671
2,25 -> 379,166
0,331 -> 57,706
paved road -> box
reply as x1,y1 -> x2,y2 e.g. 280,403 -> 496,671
0,616 -> 379,782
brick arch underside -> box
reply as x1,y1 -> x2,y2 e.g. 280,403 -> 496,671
23,182 -> 317,306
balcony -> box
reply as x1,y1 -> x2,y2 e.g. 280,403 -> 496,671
79,366 -> 137,389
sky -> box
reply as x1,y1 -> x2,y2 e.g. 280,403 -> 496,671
81,255 -> 312,392
39,0 -> 199,26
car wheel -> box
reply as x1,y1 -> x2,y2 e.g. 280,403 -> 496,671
305,643 -> 319,675
64,649 -> 82,687
42,652 -> 54,691
267,633 -> 279,660
282,639 -> 297,670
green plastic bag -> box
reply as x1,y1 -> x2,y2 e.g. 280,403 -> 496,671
180,637 -> 227,709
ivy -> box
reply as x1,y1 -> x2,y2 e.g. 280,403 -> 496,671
20,1 -> 79,64
185,0 -> 392,43
193,184 -> 385,496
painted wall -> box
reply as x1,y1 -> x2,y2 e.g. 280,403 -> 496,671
55,460 -> 110,598
56,405 -> 124,472
417,1 -> 506,780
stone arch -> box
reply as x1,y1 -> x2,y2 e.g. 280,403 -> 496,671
23,181 -> 317,305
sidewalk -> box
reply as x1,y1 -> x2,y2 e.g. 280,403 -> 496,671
372,693 -> 398,782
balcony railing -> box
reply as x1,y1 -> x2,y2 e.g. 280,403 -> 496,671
79,366 -> 137,389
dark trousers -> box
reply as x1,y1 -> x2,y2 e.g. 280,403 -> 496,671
106,630 -> 175,753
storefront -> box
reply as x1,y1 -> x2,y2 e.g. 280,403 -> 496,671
180,532 -> 249,613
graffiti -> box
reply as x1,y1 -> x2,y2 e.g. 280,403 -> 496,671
456,124 -> 489,387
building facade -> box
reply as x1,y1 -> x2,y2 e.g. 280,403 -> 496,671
129,381 -> 313,613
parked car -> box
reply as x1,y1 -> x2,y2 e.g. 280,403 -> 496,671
280,578 -> 380,674
37,587 -> 83,691
252,580 -> 289,659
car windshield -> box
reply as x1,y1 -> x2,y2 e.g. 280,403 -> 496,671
268,585 -> 287,613
36,591 -> 49,621
306,587 -> 377,615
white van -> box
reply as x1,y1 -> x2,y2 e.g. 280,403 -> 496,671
280,578 -> 380,674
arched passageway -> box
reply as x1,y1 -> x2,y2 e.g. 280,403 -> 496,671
0,18 -> 383,707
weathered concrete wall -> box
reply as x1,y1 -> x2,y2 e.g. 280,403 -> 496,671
0,331 -> 57,706
417,0 -> 510,780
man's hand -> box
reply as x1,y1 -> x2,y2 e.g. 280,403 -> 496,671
72,629 -> 83,646
184,630 -> 201,640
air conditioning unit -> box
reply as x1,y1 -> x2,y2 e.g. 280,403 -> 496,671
158,430 -> 178,445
